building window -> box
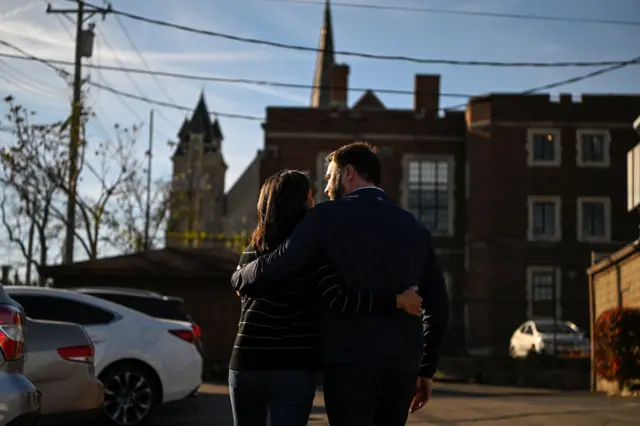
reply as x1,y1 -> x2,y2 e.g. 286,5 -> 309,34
532,270 -> 553,301
315,151 -> 330,202
576,129 -> 610,167
527,196 -> 561,241
403,156 -> 454,235
526,266 -> 562,320
527,128 -> 561,166
577,197 -> 611,242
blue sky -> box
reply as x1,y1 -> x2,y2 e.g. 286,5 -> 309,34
0,0 -> 639,262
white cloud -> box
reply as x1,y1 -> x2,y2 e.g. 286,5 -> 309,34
0,1 -> 309,176
0,1 -> 40,20
0,1 -> 306,114
0,0 -> 316,207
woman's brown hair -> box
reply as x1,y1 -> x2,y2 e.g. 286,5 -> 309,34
249,170 -> 312,253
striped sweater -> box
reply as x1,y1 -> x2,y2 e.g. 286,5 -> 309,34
229,246 -> 397,370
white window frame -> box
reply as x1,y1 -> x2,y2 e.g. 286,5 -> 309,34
576,129 -> 611,168
526,266 -> 562,320
315,151 -> 329,202
400,154 -> 456,237
527,196 -> 562,242
577,196 -> 611,243
526,128 -> 561,167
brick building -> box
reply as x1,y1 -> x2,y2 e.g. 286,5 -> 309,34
222,0 -> 640,354
465,94 -> 640,353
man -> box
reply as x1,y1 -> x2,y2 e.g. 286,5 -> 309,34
232,142 -> 449,426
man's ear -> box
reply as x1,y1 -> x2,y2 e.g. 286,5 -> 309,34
343,164 -> 355,181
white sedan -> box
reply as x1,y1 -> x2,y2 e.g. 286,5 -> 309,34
509,319 -> 590,358
7,286 -> 203,426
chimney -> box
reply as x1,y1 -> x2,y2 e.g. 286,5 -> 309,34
414,75 -> 440,117
330,64 -> 349,108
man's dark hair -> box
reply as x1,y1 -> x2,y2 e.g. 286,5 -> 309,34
326,142 -> 381,186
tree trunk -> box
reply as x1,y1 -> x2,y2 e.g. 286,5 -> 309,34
26,218 -> 35,285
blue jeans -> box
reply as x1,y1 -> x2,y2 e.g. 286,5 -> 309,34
228,369 -> 317,426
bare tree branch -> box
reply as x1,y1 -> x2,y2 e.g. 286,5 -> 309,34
0,97 -> 67,283
1,96 -> 165,270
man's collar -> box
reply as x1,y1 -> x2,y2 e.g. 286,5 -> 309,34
346,186 -> 386,199
350,186 -> 384,195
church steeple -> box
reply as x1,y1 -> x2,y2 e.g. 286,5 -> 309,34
310,0 -> 336,108
171,91 -> 224,157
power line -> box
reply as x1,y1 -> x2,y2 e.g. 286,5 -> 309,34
0,42 -> 69,78
264,0 -> 640,27
0,59 -> 68,101
444,54 -> 640,111
47,4 -> 125,139
522,55 -> 640,94
2,39 -> 637,122
113,13 -> 179,106
96,25 -> 176,127
78,1 -> 637,68
0,51 -> 472,98
89,81 -> 263,120
95,26 -> 147,122
0,40 -> 263,121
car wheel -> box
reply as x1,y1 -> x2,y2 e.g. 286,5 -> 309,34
100,363 -> 160,426
509,345 -> 518,358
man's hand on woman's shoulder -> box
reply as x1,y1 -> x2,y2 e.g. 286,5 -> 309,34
396,286 -> 422,316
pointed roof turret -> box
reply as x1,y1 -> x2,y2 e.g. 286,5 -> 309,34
211,118 -> 223,142
171,92 -> 223,158
310,0 -> 336,108
190,90 -> 213,134
177,118 -> 189,140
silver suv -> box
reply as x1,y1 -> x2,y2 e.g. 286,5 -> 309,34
0,287 -> 40,426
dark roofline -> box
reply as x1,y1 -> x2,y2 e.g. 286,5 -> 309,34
40,246 -> 239,278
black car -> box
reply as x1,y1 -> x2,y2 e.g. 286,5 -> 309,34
73,287 -> 204,356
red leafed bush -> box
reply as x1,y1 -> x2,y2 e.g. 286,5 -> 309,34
594,307 -> 640,384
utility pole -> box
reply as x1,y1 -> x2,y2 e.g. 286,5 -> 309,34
144,110 -> 154,251
551,243 -> 558,359
46,1 -> 111,264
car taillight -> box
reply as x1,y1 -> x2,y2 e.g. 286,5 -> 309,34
169,329 -> 195,343
58,345 -> 94,363
0,304 -> 24,361
192,323 -> 201,339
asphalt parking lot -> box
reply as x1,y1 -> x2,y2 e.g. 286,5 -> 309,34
147,382 -> 640,425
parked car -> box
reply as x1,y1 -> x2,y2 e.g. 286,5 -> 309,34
509,319 -> 590,358
75,287 -> 204,357
6,286 -> 203,426
22,318 -> 103,425
0,288 -> 40,426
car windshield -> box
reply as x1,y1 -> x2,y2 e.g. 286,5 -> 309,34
536,322 -> 578,334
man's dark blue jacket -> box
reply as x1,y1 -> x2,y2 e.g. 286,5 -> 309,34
232,187 -> 449,378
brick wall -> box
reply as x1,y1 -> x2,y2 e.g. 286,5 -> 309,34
588,241 -> 640,393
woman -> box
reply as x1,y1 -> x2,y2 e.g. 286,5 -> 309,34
229,170 -> 417,426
